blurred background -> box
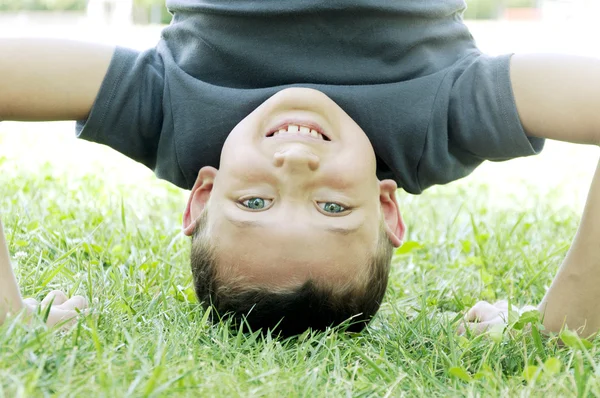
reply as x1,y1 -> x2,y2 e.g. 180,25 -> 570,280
1,0 -> 599,26
0,0 -> 599,210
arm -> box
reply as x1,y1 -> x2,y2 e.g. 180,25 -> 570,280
511,54 -> 600,335
461,159 -> 600,336
0,220 -> 24,324
538,158 -> 600,336
459,54 -> 600,335
0,39 -> 109,324
510,53 -> 600,145
0,38 -> 115,121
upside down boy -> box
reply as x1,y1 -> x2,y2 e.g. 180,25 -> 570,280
2,0 -> 600,336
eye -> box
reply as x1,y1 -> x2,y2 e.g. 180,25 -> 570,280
240,197 -> 272,210
318,202 -> 347,214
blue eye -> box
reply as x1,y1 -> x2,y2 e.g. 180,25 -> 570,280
241,198 -> 272,210
319,202 -> 346,214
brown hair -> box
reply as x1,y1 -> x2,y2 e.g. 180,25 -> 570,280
190,210 -> 394,337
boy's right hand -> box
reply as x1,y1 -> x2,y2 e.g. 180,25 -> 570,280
457,300 -> 537,335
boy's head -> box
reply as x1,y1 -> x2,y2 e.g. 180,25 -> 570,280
182,88 -> 405,336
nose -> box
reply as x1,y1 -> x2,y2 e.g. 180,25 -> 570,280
273,147 -> 320,171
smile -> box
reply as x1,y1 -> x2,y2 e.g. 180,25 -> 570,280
266,123 -> 331,141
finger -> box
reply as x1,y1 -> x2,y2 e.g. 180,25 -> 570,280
465,301 -> 501,323
470,320 -> 498,334
46,308 -> 81,328
520,305 -> 537,313
493,300 -> 509,310
23,297 -> 39,309
41,290 -> 68,307
459,319 -> 505,335
56,296 -> 88,311
457,319 -> 491,335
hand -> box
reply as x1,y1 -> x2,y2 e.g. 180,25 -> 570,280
1,219 -> 88,328
23,290 -> 88,328
457,300 -> 537,335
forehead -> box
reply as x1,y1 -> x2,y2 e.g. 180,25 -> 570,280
210,216 -> 378,289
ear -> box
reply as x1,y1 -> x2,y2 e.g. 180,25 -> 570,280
182,166 -> 218,236
379,179 -> 405,248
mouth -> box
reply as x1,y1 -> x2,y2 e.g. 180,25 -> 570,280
266,122 -> 331,141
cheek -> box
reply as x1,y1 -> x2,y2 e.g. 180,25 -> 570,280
220,151 -> 274,186
220,113 -> 263,164
318,160 -> 378,200
221,138 -> 261,166
329,150 -> 376,177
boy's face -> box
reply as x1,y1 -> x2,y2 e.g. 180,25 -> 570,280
183,88 -> 405,289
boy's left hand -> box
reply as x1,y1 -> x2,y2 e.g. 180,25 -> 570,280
23,290 -> 88,328
1,219 -> 88,328
457,300 -> 537,335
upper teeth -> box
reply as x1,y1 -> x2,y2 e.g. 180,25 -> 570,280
272,124 -> 325,140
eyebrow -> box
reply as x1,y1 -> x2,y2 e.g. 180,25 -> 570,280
225,218 -> 359,236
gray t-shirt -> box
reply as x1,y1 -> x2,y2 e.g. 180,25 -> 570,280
77,0 -> 543,194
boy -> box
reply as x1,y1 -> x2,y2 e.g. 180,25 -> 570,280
1,0 -> 600,336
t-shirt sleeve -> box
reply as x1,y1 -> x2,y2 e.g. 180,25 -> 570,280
76,46 -> 165,171
417,53 -> 544,190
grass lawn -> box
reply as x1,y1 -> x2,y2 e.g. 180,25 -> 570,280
1,123 -> 600,396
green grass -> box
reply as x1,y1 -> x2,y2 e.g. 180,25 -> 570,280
1,125 -> 600,396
